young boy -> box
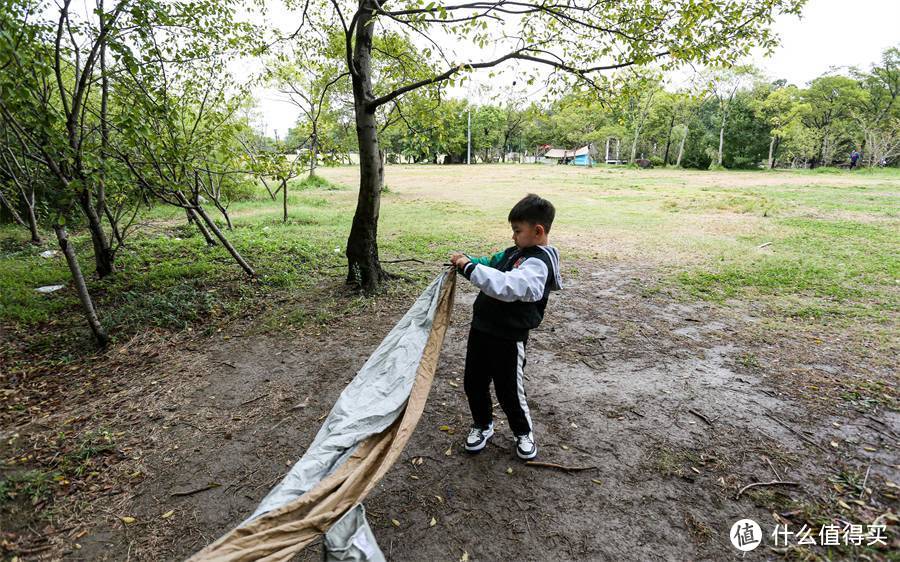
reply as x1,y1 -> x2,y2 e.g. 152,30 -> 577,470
450,194 -> 562,460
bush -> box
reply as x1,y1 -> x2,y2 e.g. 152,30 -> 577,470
222,176 -> 260,201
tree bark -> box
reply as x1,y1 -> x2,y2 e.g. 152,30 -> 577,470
310,130 -> 318,178
78,189 -> 115,277
663,111 -> 675,165
717,115 -> 726,167
345,0 -> 386,294
54,223 -> 108,348
767,136 -> 776,169
676,127 -> 687,167
192,198 -> 256,277
282,178 -> 288,223
25,191 -> 41,244
176,191 -> 216,246
0,189 -> 27,228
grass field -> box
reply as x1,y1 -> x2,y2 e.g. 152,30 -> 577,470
2,164 -> 897,355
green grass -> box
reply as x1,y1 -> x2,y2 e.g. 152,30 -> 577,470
1,165 -> 898,357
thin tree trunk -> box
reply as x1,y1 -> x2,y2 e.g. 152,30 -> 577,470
192,200 -> 255,277
25,191 -> 41,244
282,179 -> 288,223
346,0 -> 386,294
309,131 -> 318,178
676,128 -> 687,167
767,136 -> 776,169
0,189 -> 27,228
175,191 -> 215,246
54,223 -> 108,348
663,112 -> 675,165
79,189 -> 115,277
717,115 -> 726,167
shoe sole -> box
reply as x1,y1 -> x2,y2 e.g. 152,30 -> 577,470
464,428 -> 494,453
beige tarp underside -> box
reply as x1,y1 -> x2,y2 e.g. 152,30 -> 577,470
189,270 -> 457,562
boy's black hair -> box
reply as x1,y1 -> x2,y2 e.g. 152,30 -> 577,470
508,193 -> 555,232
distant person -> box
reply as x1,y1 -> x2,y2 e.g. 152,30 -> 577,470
450,194 -> 562,460
850,149 -> 860,170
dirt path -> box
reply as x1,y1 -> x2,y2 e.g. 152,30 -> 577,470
5,262 -> 897,560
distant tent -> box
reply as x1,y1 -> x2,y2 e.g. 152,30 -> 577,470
539,145 -> 593,166
572,145 -> 593,166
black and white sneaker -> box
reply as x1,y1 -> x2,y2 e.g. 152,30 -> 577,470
464,423 -> 494,453
515,432 -> 538,460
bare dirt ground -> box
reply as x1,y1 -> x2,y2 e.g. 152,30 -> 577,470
2,258 -> 896,561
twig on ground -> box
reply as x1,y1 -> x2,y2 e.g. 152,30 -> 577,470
860,464 -> 871,499
239,394 -> 267,407
222,361 -> 236,369
688,409 -> 713,426
765,413 -> 828,453
757,242 -> 772,249
764,456 -> 782,480
735,480 -> 800,500
381,258 -> 425,264
524,461 -> 597,472
170,483 -> 221,497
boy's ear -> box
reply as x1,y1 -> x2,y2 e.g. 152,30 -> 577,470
535,223 -> 545,236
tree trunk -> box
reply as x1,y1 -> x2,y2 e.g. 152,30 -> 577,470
282,178 -> 288,223
0,189 -> 27,228
310,131 -> 318,178
630,128 -> 639,163
25,191 -> 41,244
345,0 -> 386,294
192,198 -> 256,277
79,189 -> 115,278
717,115 -> 726,167
676,128 -> 687,167
663,112 -> 675,165
767,136 -> 776,169
176,191 -> 216,246
54,223 -> 108,348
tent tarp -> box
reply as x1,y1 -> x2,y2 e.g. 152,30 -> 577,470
189,270 -> 457,562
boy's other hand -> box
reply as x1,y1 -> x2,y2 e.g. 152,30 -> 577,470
450,253 -> 470,270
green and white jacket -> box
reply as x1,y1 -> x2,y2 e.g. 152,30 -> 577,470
461,245 -> 562,341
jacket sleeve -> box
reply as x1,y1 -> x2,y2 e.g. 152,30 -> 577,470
462,257 -> 547,303
465,250 -> 506,269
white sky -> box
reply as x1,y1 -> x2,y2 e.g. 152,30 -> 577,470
252,0 -> 900,137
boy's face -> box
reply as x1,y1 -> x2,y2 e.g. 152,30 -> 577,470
510,221 -> 544,249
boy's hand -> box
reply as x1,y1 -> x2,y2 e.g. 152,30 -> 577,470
450,253 -> 471,271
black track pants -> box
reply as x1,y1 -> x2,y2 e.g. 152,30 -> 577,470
463,327 -> 533,436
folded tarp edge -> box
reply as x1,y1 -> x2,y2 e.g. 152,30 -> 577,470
187,269 -> 456,562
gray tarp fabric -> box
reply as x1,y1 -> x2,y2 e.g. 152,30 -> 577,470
322,504 -> 385,562
189,269 -> 456,562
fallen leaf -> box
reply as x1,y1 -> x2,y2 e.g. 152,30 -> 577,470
506,467 -> 513,474
448,381 -> 459,388
391,519 -> 400,527
591,479 -> 602,486
830,441 -> 839,449
439,425 -> 450,432
461,551 -> 469,562
430,517 -> 437,527
690,467 -> 701,474
434,495 -> 444,504
863,446 -> 877,452
410,475 -> 419,480
120,516 -> 136,525
445,446 -> 453,456
561,445 -> 570,451
162,510 -> 174,519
